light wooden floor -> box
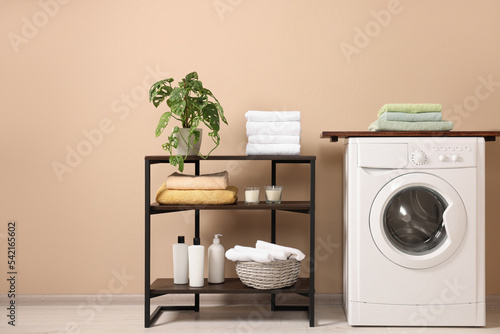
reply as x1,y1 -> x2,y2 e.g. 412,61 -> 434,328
2,296 -> 500,333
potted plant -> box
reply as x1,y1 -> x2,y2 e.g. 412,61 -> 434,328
149,71 -> 228,172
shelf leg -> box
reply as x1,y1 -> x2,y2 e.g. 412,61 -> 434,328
149,306 -> 162,327
271,293 -> 276,311
194,161 -> 200,313
195,160 -> 200,176
309,291 -> 315,327
271,210 -> 276,243
271,160 -> 277,311
194,160 -> 200,245
145,160 -> 151,328
271,160 -> 277,186
309,158 -> 316,327
195,210 -> 200,238
270,208 -> 276,311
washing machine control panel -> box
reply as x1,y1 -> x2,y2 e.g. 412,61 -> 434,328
408,143 -> 477,168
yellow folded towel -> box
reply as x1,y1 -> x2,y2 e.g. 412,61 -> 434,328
156,183 -> 238,205
166,171 -> 229,190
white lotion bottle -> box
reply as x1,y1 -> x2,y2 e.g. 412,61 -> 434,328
172,236 -> 188,284
208,234 -> 225,284
188,237 -> 205,287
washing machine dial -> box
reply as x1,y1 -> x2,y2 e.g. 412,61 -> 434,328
411,151 -> 427,165
451,154 -> 460,162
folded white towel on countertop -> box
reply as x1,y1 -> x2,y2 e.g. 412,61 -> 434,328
225,247 -> 273,263
248,135 -> 300,144
246,144 -> 301,156
246,121 -> 302,136
234,245 -> 287,261
245,111 -> 301,122
256,240 -> 305,261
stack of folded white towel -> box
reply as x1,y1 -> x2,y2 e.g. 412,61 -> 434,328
225,240 -> 305,263
245,111 -> 301,155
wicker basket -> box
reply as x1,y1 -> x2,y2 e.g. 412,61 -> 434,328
235,259 -> 301,290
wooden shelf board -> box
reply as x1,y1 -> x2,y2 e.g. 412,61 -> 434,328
321,131 -> 500,142
145,155 -> 316,162
150,201 -> 311,213
150,278 -> 310,295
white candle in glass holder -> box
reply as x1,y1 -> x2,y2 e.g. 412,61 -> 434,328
265,186 -> 282,203
244,187 -> 259,204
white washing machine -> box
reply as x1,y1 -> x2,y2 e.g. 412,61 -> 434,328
343,137 -> 485,326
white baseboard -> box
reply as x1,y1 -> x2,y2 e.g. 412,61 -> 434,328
5,293 -> 339,306
3,294 -> 498,307
487,294 -> 500,307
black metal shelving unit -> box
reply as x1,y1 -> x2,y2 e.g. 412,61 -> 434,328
144,155 -> 316,328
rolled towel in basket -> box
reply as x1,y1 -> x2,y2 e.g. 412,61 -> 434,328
225,247 -> 273,263
234,245 -> 287,261
256,240 -> 306,261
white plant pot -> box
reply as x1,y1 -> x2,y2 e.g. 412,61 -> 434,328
174,128 -> 202,156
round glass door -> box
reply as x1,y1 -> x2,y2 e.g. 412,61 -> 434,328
370,173 -> 467,269
384,187 -> 447,255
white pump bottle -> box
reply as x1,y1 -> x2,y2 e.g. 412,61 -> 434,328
208,234 -> 225,284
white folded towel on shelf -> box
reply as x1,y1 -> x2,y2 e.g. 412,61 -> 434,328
246,143 -> 301,156
248,135 -> 300,145
245,111 -> 301,122
246,121 -> 302,136
256,240 -> 306,261
225,247 -> 273,263
234,245 -> 287,261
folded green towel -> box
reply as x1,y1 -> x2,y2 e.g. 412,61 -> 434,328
368,119 -> 454,132
380,111 -> 442,122
377,104 -> 442,117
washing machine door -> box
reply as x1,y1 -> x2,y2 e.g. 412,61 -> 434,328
370,173 -> 467,269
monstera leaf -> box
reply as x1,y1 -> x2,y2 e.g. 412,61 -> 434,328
201,103 -> 220,132
155,112 -> 171,137
149,79 -> 173,107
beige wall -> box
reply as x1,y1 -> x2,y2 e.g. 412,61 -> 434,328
1,0 -> 500,295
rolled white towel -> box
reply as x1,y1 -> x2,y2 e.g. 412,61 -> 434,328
256,240 -> 305,261
246,144 -> 301,156
245,111 -> 301,122
248,135 -> 300,145
234,245 -> 287,261
246,121 -> 301,136
225,247 -> 273,263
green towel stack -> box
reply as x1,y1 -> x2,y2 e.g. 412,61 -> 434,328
369,103 -> 454,132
